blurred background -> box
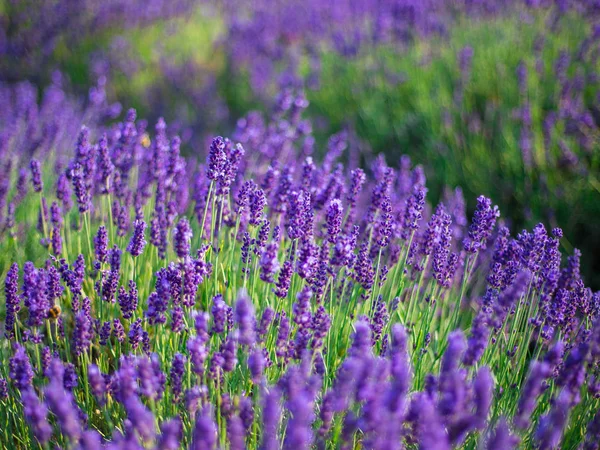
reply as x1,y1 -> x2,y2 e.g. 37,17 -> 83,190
1,0 -> 599,287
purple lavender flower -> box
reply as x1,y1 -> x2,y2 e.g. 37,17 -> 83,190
192,406 -> 218,449
21,388 -> 52,444
401,185 -> 427,239
234,291 -> 256,346
535,390 -> 570,449
45,361 -> 82,441
88,364 -> 107,406
326,198 -> 343,243
347,168 -> 366,207
261,387 -> 282,450
256,307 -> 274,343
30,159 -> 43,193
171,306 -> 185,333
274,256 -> 293,298
228,415 -> 246,450
94,225 -> 109,264
51,226 -> 62,255
249,188 -> 267,226
169,353 -> 186,400
408,392 -> 450,450
113,319 -> 126,342
488,418 -> 518,450
260,241 -> 280,283
207,136 -> 227,182
71,163 -> 90,213
4,263 -> 20,339
463,196 -> 499,253
211,294 -> 227,334
25,266 -> 50,327
73,310 -> 93,356
473,367 -> 493,429
173,217 -> 193,258
56,173 -> 72,211
248,348 -> 264,383
515,361 -> 552,429
123,396 -> 156,442
50,201 -> 62,227
221,333 -> 238,372
158,418 -> 182,450
127,220 -> 147,257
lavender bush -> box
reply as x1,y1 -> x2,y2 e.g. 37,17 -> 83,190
0,85 -> 598,449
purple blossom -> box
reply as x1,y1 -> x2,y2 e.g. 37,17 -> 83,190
234,290 -> 256,346
21,388 -> 52,444
326,198 -> 343,243
10,345 -> 34,389
4,263 -> 20,339
30,159 -> 43,193
88,364 -> 107,406
169,353 -> 186,400
463,196 -> 499,253
207,136 -> 227,182
173,217 -> 193,258
127,220 -> 147,257
94,225 -> 109,264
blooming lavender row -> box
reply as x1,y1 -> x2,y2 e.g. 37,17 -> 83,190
0,88 -> 599,449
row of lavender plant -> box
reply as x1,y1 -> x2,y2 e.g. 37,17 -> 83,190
0,87 -> 599,449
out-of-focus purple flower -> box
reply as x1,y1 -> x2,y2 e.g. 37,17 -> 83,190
248,348 -> 264,383
256,307 -> 274,343
234,290 -> 255,346
56,173 -> 72,211
221,333 -> 238,372
261,387 -> 282,450
228,415 -> 246,450
408,392 -> 450,450
535,390 -> 570,449
123,395 -> 156,442
21,388 -> 52,444
45,361 -> 82,441
157,418 -> 182,450
473,367 -> 493,428
192,406 -> 218,449
488,417 -> 518,450
88,364 -> 107,406
211,294 -> 227,334
260,241 -> 280,284
73,310 -> 93,356
10,344 -> 34,391
515,360 -> 552,429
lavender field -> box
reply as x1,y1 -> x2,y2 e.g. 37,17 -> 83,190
0,1 -> 599,449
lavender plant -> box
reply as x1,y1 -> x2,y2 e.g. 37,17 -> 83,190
0,88 -> 599,449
